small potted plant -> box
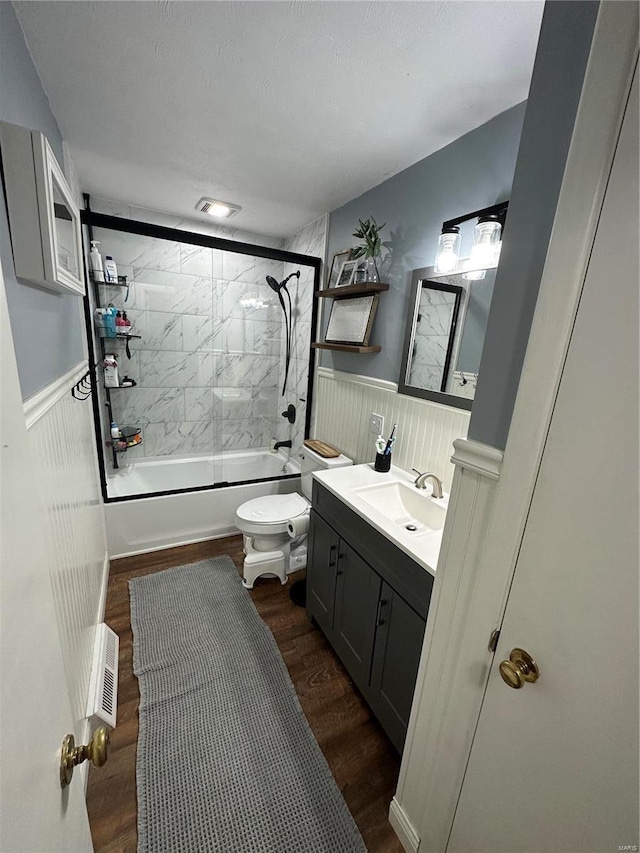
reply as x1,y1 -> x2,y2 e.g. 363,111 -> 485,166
351,217 -> 385,283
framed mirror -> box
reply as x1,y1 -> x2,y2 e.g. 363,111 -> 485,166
399,263 -> 498,411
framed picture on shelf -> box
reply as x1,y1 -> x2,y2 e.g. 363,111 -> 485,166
325,248 -> 353,289
325,294 -> 380,346
335,259 -> 358,289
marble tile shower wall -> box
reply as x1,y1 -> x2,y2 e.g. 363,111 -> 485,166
95,227 -> 287,459
408,288 -> 458,391
277,215 -> 328,460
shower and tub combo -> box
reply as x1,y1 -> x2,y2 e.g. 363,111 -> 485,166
82,201 -> 322,558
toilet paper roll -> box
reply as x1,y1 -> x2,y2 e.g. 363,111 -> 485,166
287,515 -> 310,538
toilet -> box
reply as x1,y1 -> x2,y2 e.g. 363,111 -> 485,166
235,445 -> 352,588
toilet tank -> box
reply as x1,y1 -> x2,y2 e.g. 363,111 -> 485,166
299,445 -> 352,499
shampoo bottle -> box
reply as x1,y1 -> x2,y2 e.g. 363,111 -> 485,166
104,255 -> 118,284
89,241 -> 104,282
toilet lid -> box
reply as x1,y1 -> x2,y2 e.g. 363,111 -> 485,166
237,493 -> 308,525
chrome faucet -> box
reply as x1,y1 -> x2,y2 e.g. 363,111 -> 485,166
411,469 -> 444,497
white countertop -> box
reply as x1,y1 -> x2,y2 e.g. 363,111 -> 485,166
312,463 -> 448,577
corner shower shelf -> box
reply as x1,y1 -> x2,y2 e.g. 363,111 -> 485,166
115,333 -> 141,339
315,282 -> 389,299
90,271 -> 129,287
311,342 -> 382,354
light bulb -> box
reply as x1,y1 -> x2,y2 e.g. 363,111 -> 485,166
434,227 -> 461,274
463,216 -> 502,280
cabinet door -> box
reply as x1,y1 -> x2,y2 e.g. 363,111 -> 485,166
370,583 -> 426,752
333,542 -> 381,690
306,511 -> 340,637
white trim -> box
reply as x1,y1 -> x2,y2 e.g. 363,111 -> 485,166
108,530 -> 235,561
394,8 -> 638,852
451,438 -> 503,481
316,365 -> 398,393
96,551 -> 110,624
23,361 -> 88,430
388,797 -> 420,853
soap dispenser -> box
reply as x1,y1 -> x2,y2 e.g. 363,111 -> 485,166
89,241 -> 104,282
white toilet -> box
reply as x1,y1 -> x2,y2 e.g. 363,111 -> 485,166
235,445 -> 352,588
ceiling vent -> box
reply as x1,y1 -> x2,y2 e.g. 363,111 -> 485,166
86,623 -> 119,728
195,197 -> 242,219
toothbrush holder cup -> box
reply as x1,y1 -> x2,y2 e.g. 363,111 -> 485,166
374,452 -> 392,473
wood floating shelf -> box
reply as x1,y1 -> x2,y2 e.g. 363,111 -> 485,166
312,342 -> 382,354
315,282 -> 389,298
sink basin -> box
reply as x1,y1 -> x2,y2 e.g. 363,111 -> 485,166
352,481 -> 446,534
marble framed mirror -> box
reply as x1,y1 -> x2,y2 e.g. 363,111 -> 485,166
398,263 -> 498,411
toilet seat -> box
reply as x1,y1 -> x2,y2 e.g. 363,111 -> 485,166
236,493 -> 309,536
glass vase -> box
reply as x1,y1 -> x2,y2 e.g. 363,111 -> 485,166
363,256 -> 380,283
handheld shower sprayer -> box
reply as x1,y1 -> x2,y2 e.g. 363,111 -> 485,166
266,271 -> 300,395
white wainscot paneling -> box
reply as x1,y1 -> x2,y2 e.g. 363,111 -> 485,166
25,363 -> 108,724
313,368 -> 470,490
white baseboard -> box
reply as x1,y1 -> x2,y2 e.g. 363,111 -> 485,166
97,550 -> 110,623
389,797 -> 420,853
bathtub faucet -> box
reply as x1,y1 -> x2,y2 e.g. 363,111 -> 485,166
274,440 -> 292,451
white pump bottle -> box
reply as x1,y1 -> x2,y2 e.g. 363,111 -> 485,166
89,240 -> 104,282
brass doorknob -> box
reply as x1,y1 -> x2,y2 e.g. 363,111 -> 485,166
499,648 -> 540,689
60,726 -> 110,788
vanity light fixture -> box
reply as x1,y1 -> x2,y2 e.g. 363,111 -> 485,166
435,201 -> 508,279
195,197 -> 242,218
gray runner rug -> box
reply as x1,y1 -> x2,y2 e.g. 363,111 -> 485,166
130,557 -> 367,853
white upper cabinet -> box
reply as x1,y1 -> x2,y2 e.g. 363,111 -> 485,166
0,121 -> 84,296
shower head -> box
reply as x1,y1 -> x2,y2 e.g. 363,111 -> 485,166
265,271 -> 301,292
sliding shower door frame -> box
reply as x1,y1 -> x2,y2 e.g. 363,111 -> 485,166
81,198 -> 321,504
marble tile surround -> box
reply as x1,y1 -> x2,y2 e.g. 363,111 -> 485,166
276,215 -> 328,459
93,212 -> 319,465
408,286 -> 457,393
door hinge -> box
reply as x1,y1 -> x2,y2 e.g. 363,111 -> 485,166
488,628 -> 500,653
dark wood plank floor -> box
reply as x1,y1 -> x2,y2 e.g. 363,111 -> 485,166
86,536 -> 403,853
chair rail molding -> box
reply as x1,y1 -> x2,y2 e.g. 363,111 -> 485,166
391,6 -> 638,850
23,360 -> 88,428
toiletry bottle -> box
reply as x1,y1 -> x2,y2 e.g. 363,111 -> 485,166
115,311 -> 125,334
103,354 -> 119,388
122,311 -> 132,335
89,241 -> 104,282
104,255 -> 118,284
110,421 -> 120,439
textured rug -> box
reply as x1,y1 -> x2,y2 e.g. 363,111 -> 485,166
130,557 -> 367,853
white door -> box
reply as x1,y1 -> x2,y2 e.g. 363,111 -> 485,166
0,258 -> 93,850
448,67 -> 639,853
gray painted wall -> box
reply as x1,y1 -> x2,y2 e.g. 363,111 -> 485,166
0,2 -> 85,399
325,102 -> 527,383
469,0 -> 599,448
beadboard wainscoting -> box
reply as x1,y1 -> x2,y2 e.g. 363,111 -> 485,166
313,368 -> 470,490
24,362 -> 108,725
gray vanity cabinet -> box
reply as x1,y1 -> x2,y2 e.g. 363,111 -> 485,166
307,481 -> 434,752
333,542 -> 382,688
306,512 -> 340,636
370,583 -> 426,751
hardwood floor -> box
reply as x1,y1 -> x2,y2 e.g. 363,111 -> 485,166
86,536 -> 403,853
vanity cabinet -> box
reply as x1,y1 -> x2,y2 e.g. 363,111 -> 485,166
306,513 -> 339,636
307,481 -> 434,751
333,542 -> 381,688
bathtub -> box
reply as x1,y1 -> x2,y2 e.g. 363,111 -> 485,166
105,449 -> 301,558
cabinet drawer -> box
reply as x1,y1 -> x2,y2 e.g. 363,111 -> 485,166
313,480 -> 434,620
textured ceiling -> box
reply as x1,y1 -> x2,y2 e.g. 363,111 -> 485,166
15,1 -> 543,237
